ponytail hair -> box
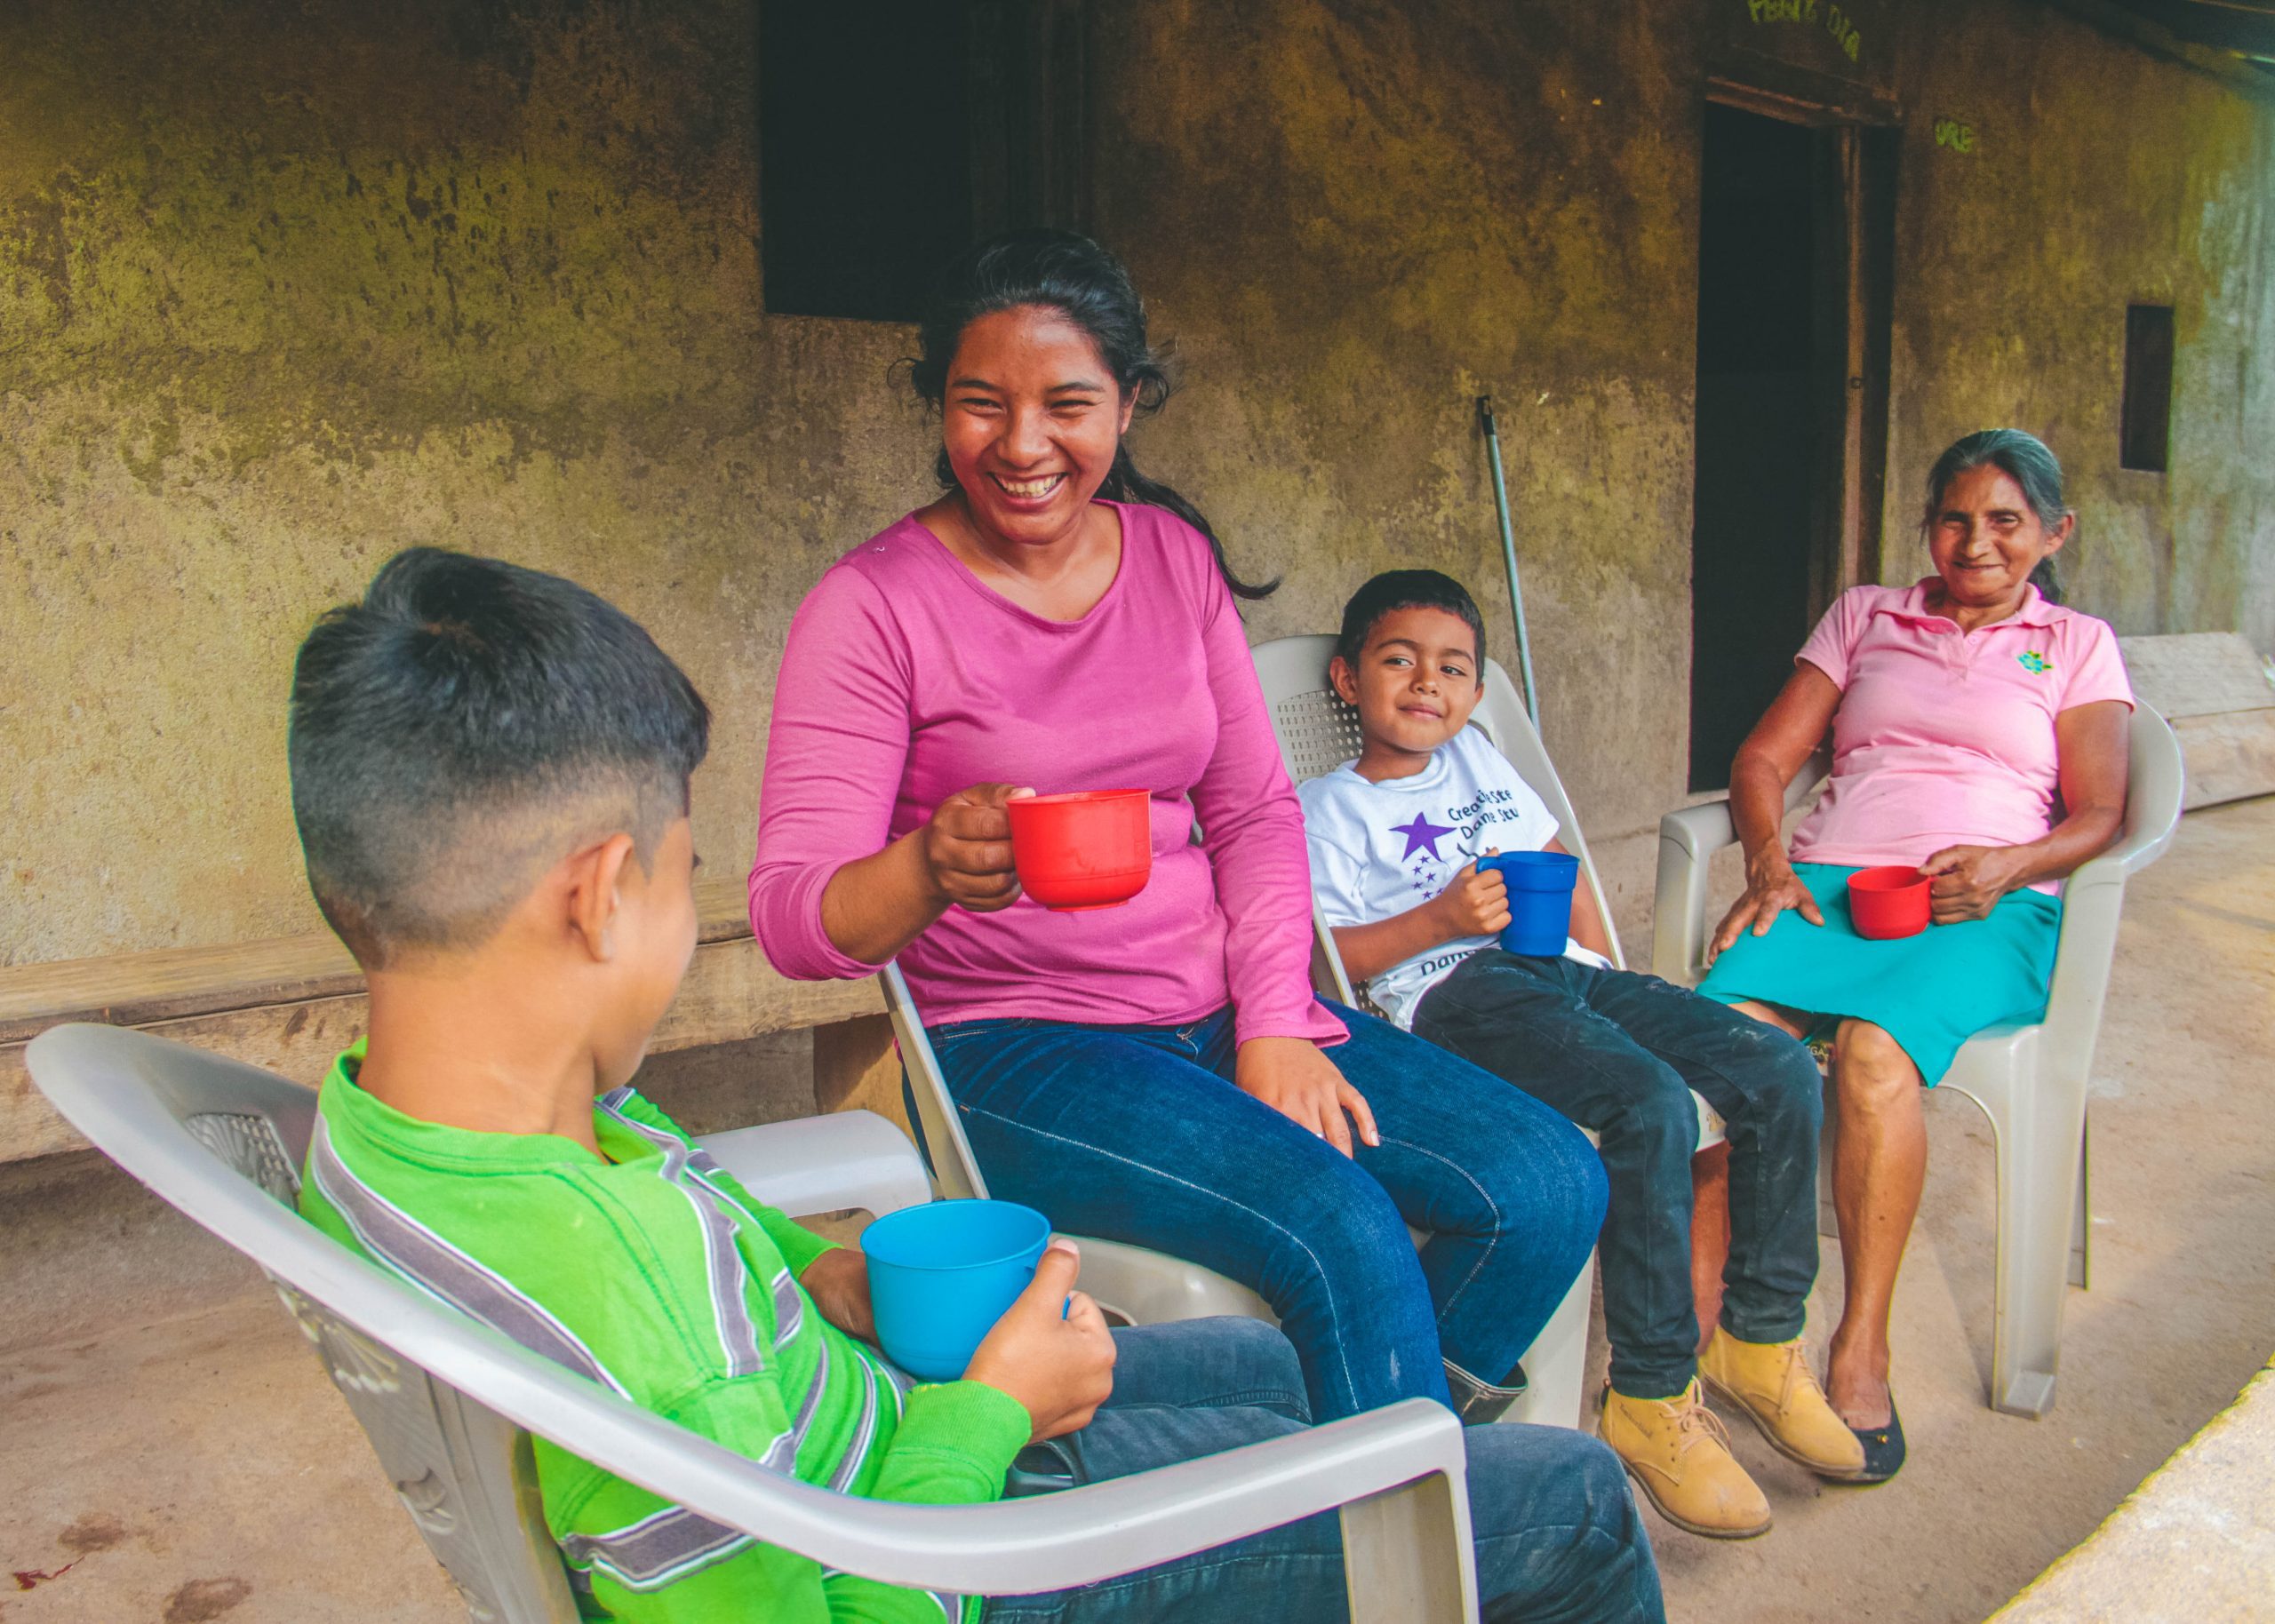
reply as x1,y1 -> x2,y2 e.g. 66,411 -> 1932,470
909,228 -> 1278,601
1924,428 -> 2071,605
2027,555 -> 2065,605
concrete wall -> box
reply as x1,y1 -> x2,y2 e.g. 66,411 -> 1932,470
4,0 -> 2270,967
1878,4 -> 2275,638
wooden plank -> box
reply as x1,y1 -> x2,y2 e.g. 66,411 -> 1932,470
0,875 -> 756,1042
0,932 -> 363,1043
1,930 -> 881,1164
2174,708 -> 2275,811
2118,633 -> 2275,721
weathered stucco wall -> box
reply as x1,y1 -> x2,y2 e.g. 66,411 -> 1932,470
1,0 -> 940,964
1877,4 -> 2275,642
1091,0 -> 1705,899
3,0 -> 2270,967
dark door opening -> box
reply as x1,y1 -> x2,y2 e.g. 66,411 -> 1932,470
1688,104 -> 1836,792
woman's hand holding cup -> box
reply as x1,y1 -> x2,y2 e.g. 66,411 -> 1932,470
1918,843 -> 2029,923
922,784 -> 1036,913
962,1241 -> 1117,1442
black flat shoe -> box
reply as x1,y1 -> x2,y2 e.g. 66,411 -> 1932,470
1843,1396 -> 1905,1484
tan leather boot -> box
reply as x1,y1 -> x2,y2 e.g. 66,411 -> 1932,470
1598,1380 -> 1772,1539
1699,1328 -> 1867,1480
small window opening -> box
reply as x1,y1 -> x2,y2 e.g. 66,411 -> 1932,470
2120,304 -> 2174,472
759,0 -> 1090,323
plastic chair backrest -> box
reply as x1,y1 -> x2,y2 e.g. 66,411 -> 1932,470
2114,700 -> 2187,867
30,1027 -> 585,1622
1250,634 -> 1627,969
2035,701 -> 2185,1079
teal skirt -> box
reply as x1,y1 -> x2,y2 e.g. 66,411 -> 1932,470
1696,862 -> 2063,1085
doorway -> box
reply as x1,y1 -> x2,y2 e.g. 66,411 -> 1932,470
1688,100 -> 1893,791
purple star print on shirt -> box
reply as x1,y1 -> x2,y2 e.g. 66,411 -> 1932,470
1391,812 -> 1456,861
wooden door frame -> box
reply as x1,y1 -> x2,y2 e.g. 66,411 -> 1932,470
1704,82 -> 1897,613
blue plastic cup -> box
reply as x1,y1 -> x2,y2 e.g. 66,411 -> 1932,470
1479,850 -> 1580,956
858,1198 -> 1052,1381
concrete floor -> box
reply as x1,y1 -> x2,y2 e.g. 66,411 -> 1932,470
4,799 -> 2271,1624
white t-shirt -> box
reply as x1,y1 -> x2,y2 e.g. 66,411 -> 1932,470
1297,725 -> 1607,1029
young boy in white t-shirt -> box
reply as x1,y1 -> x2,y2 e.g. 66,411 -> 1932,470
1297,570 -> 1867,1540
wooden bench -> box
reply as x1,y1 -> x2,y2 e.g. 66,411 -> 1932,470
1,878 -> 907,1165
2118,632 -> 2275,809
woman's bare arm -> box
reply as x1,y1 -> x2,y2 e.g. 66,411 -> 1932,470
816,784 -> 1033,966
1917,701 -> 2129,920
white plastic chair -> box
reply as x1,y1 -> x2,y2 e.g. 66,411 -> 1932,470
1648,701 -> 2184,1416
27,1022 -> 1482,1624
1251,633 -> 1728,1431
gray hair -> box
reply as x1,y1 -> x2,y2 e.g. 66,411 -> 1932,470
1922,429 -> 2071,603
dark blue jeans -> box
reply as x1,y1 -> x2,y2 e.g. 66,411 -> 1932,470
1414,951 -> 1824,1398
928,999 -> 1607,1421
990,1318 -> 1664,1623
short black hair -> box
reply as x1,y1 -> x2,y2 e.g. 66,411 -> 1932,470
288,548 -> 711,969
1335,569 -> 1488,672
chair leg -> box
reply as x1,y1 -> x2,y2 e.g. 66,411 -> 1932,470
1986,1070 -> 2087,1419
1816,1106 -> 1840,1242
1507,1253 -> 1593,1430
2069,1116 -> 2090,1291
1339,1468 -> 1480,1624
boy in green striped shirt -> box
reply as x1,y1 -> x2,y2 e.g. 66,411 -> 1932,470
285,548 -> 1660,1622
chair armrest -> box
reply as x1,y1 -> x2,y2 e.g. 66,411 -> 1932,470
1657,800 -> 1740,866
1309,902 -> 1358,1007
601,1380 -> 1470,1597
1650,760 -> 1830,985
2103,798 -> 2183,879
1651,801 -> 1736,985
695,1111 -> 932,1220
331,1256 -> 1473,1595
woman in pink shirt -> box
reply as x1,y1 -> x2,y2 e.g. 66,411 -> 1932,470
1699,430 -> 2134,1479
749,230 -> 1606,1426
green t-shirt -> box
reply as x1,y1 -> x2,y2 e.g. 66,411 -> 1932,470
298,1045 -> 1030,1622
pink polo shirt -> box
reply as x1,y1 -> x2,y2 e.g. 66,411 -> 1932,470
1787,581 -> 2134,882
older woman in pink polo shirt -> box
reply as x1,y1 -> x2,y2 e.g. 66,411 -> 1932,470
1697,429 -> 2133,1480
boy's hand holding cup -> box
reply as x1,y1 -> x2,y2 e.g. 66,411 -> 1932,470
1434,854 -> 1513,939
964,1241 -> 1117,1441
861,1204 -> 1114,1442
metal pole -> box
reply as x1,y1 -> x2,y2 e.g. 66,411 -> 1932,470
1477,395 -> 1540,730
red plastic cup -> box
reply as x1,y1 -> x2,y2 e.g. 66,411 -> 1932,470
1847,865 -> 1931,940
1007,790 -> 1153,912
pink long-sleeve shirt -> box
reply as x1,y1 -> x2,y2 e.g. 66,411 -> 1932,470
749,502 -> 1344,1048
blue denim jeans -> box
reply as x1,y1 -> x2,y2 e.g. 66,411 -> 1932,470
989,1318 -> 1664,1623
926,999 -> 1608,1422
1414,951 -> 1824,1397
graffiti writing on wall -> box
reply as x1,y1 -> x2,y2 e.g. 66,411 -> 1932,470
1746,0 -> 1863,63
1933,117 -> 1976,153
